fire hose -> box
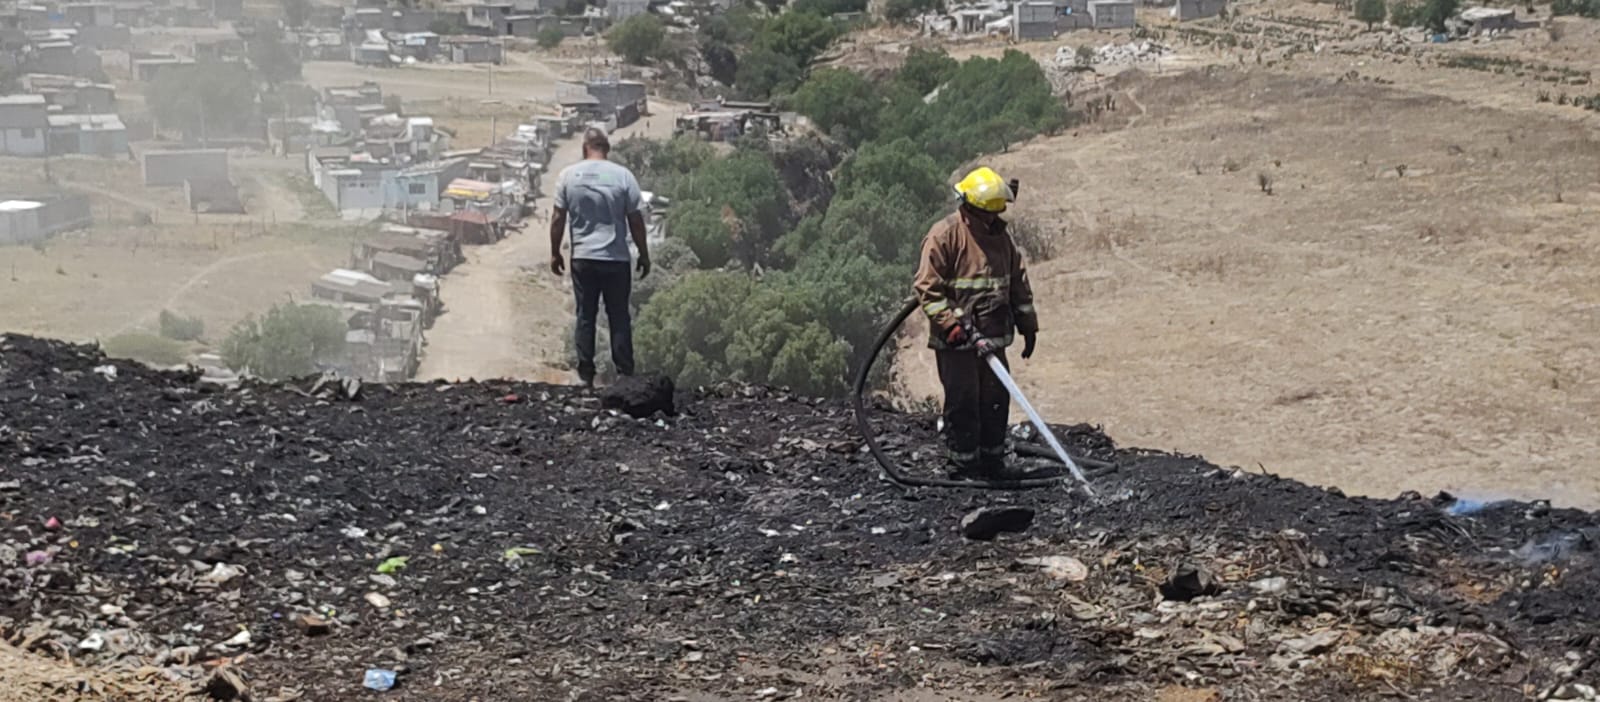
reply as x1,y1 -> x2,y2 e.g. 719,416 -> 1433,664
852,298 -> 1109,492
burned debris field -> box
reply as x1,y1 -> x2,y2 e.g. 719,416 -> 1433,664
2,334 -> 1597,701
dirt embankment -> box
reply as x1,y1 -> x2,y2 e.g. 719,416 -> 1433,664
3,334 -> 1599,700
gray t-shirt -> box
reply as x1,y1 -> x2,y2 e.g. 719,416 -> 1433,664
555,159 -> 642,262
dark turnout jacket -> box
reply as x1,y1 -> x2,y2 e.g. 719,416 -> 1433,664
912,210 -> 1039,349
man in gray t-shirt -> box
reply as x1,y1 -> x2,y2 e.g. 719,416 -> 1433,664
550,127 -> 650,387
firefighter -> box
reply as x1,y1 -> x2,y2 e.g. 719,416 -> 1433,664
912,166 -> 1039,479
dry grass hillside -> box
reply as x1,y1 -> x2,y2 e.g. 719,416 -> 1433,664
904,66 -> 1600,506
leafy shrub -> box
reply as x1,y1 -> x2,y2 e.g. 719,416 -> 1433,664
607,14 -> 666,65
222,303 -> 347,380
537,26 -> 565,49
158,310 -> 206,342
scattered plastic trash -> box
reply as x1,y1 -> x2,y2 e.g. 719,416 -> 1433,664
93,364 -> 117,381
25,550 -> 52,566
43,516 -> 61,530
363,668 -> 397,691
376,556 -> 409,574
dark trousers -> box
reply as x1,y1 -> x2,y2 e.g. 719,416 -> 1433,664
571,259 -> 634,382
936,348 -> 1010,466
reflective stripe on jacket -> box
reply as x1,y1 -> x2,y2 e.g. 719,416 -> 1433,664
912,210 -> 1039,350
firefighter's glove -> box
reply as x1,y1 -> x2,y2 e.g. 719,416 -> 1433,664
1020,332 -> 1036,360
945,325 -> 968,347
974,337 -> 999,358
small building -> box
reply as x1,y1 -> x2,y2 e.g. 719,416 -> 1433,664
141,148 -> 230,187
321,167 -> 386,215
1088,0 -> 1134,27
1456,7 -> 1518,34
63,3 -> 117,27
23,75 -> 116,113
0,94 -> 48,156
0,193 -> 92,245
209,0 -> 245,21
352,41 -> 392,66
607,0 -> 648,21
312,269 -> 399,306
1053,0 -> 1093,29
1171,0 -> 1224,20
394,31 -> 441,61
132,55 -> 196,81
368,251 -> 428,283
46,112 -> 127,156
444,36 -> 503,64
1011,1 -> 1057,40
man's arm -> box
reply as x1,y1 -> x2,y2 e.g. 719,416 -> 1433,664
625,171 -> 649,278
549,168 -> 568,274
627,211 -> 649,278
549,207 -> 567,275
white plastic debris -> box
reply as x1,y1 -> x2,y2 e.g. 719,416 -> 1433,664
93,365 -> 117,380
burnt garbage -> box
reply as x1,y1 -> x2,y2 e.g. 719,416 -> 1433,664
2,333 -> 1600,701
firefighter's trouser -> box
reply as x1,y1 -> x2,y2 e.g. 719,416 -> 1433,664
936,348 -> 1010,468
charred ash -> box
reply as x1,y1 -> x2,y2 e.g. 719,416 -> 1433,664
1,334 -> 1597,701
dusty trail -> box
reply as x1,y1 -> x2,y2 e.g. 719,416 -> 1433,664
416,112 -> 678,382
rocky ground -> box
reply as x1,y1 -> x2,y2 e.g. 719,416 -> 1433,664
2,333 -> 1597,701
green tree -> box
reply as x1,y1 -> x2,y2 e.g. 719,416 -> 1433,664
148,61 -> 260,139
884,0 -> 943,21
248,23 -> 301,86
281,0 -> 311,27
1420,0 -> 1457,31
672,151 -> 790,266
537,25 -> 565,49
607,14 -> 666,65
668,200 -> 735,268
637,271 -> 754,387
895,47 -> 958,96
835,137 -> 945,206
1355,0 -> 1387,28
1389,1 -> 1421,24
159,310 -> 206,342
734,47 -> 802,98
756,11 -> 838,66
221,303 -> 347,380
791,68 -> 880,146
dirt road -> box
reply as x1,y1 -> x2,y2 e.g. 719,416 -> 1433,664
416,111 -> 678,382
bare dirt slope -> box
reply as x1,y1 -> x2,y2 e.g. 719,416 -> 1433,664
415,110 -> 678,383
902,65 -> 1600,507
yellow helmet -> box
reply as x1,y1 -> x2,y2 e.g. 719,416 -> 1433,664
953,166 -> 1013,213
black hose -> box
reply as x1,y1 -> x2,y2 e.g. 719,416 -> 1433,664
852,298 -> 1109,490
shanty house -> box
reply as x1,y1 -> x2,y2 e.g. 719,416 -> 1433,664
1011,1 -> 1057,40
22,74 -> 115,113
1053,0 -> 1094,29
1456,7 -> 1518,34
445,36 -> 503,63
0,193 -> 92,244
0,95 -> 48,156
46,113 -> 126,156
1172,0 -> 1225,20
63,3 -> 117,27
607,0 -> 647,20
321,166 -> 387,215
209,0 -> 244,21
1088,0 -> 1134,27
141,148 -> 229,187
